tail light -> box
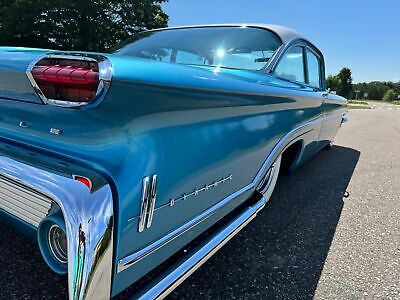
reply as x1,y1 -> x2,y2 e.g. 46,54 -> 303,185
27,54 -> 112,107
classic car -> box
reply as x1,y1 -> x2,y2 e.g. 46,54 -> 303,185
0,24 -> 347,299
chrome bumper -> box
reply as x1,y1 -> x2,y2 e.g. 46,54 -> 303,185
0,155 -> 114,300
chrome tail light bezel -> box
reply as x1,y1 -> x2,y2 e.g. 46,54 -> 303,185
26,53 -> 113,108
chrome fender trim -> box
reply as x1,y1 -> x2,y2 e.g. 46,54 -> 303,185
0,155 -> 114,300
256,155 -> 281,199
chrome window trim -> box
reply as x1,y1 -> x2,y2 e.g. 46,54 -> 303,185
305,46 -> 324,89
26,54 -> 113,108
266,39 -> 327,90
270,42 -> 308,85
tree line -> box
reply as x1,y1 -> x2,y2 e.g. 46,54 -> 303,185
327,67 -> 399,101
0,0 -> 169,52
0,2 -> 396,101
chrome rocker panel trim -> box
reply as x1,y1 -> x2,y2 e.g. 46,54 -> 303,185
138,193 -> 267,300
0,155 -> 114,300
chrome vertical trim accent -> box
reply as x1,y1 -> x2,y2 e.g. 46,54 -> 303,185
146,175 -> 158,229
0,155 -> 114,300
138,177 -> 151,233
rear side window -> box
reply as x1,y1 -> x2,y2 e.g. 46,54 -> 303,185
274,46 -> 305,83
307,50 -> 321,88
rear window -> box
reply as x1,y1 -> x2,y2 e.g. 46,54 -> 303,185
114,27 -> 282,71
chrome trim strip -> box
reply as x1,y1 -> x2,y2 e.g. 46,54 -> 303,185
158,174 -> 232,211
117,117 -> 324,273
256,167 -> 272,192
0,155 -> 114,300
138,177 -> 151,233
137,194 -> 266,300
146,175 -> 158,229
257,155 -> 281,201
26,54 -> 113,108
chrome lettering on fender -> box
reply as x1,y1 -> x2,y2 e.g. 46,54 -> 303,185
169,174 -> 232,207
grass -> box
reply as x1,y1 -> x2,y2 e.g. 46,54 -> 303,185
384,100 -> 400,105
348,100 -> 370,109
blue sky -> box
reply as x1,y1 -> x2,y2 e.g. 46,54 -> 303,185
163,1 -> 400,83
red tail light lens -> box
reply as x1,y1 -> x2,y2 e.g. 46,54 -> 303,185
73,175 -> 93,190
32,64 -> 99,103
28,55 -> 112,107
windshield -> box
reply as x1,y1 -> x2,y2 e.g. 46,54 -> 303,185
114,26 -> 282,71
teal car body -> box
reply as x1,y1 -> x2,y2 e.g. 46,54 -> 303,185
0,24 -> 347,299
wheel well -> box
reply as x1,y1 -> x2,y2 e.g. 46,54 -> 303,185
280,141 -> 302,174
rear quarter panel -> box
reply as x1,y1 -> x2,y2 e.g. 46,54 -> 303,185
103,56 -> 324,294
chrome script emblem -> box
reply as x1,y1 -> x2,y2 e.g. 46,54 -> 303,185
169,174 -> 232,207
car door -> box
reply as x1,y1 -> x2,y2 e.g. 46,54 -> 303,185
272,43 -> 324,154
305,47 -> 346,144
302,46 -> 332,144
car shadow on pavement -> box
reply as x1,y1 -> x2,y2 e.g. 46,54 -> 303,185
0,145 -> 360,300
0,223 -> 68,298
169,145 -> 360,300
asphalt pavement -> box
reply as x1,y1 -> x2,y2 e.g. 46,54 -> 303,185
1,106 -> 399,299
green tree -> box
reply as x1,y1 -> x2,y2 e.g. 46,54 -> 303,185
336,67 -> 352,98
326,74 -> 341,92
383,89 -> 396,101
0,0 -> 169,52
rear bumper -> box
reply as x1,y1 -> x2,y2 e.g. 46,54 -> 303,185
0,155 -> 114,300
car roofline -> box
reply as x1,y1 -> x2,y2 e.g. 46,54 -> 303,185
142,23 -> 308,46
